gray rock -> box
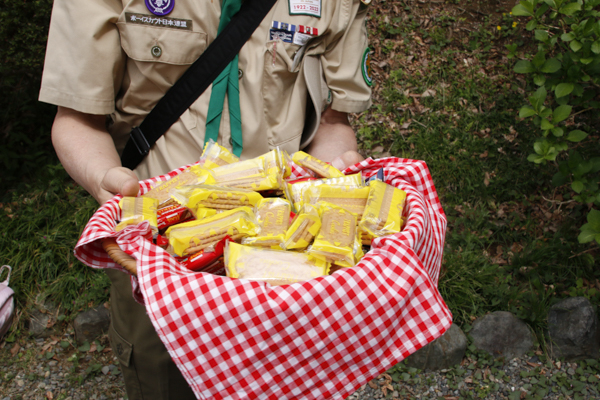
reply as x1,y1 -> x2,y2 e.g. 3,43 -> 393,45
404,323 -> 468,371
470,311 -> 534,361
28,310 -> 52,338
548,296 -> 599,361
74,306 -> 110,344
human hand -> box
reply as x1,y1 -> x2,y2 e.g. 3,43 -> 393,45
331,150 -> 364,171
96,166 -> 140,204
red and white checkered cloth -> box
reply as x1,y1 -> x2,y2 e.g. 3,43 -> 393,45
75,157 -> 452,400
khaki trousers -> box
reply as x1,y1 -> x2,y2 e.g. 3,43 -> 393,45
106,269 -> 197,400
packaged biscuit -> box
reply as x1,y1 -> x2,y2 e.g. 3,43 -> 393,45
359,180 -> 407,238
302,184 -> 370,222
165,207 -> 259,257
157,203 -> 194,231
241,198 -> 291,249
212,157 -> 281,191
198,139 -> 240,169
171,185 -> 263,211
225,242 -> 330,286
287,173 -> 365,207
144,165 -> 215,208
262,148 -> 291,181
292,151 -> 345,179
308,202 -> 360,267
283,203 -> 321,250
115,197 -> 159,234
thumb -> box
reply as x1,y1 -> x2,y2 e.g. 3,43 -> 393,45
97,167 -> 140,204
331,151 -> 364,171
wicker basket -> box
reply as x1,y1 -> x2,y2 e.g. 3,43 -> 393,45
102,238 -> 138,275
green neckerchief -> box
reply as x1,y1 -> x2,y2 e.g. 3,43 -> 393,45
204,0 -> 243,156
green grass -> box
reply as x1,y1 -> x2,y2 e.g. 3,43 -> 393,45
0,164 -> 110,336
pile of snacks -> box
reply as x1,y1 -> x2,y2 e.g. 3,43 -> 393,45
114,141 -> 408,286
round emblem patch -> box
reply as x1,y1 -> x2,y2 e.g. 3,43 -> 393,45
145,0 -> 174,16
361,47 -> 373,87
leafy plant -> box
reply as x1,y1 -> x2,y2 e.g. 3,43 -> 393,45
510,0 -> 600,249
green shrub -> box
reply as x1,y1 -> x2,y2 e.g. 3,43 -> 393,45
511,0 -> 600,247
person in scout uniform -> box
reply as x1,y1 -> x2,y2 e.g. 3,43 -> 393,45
40,0 -> 373,398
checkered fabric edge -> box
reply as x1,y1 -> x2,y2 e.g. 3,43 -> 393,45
74,158 -> 452,400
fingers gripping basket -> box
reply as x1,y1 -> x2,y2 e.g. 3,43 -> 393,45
75,157 -> 452,400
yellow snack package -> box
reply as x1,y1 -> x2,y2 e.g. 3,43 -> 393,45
308,202 -> 359,267
283,203 -> 321,250
292,151 -> 345,178
199,139 -> 240,169
171,185 -> 263,211
212,156 -> 280,191
225,242 -> 330,286
302,184 -> 370,222
165,207 -> 259,256
359,180 -> 407,238
241,198 -> 291,249
143,165 -> 215,208
115,197 -> 159,234
191,207 -> 218,220
286,173 -> 365,207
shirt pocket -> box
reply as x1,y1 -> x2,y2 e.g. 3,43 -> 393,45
116,22 -> 207,65
262,40 -> 305,145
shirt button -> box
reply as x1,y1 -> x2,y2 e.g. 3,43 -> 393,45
238,69 -> 243,79
151,46 -> 162,58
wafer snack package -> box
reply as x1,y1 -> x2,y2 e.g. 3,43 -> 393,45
263,148 -> 292,180
302,184 -> 370,222
212,157 -> 280,191
115,197 -> 159,234
144,165 -> 215,208
242,198 -> 291,249
308,202 -> 360,267
171,185 -> 263,211
359,180 -> 407,238
165,207 -> 259,257
156,203 -> 194,231
198,139 -> 240,169
287,173 -> 365,207
292,151 -> 345,179
225,242 -> 330,286
283,203 -> 322,250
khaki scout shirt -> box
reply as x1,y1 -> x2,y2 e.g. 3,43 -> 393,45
40,0 -> 372,180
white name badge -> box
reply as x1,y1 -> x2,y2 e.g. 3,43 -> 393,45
289,0 -> 321,18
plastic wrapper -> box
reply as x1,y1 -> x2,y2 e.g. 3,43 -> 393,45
198,139 -> 240,169
177,236 -> 232,273
165,207 -> 259,257
144,165 -> 215,208
308,202 -> 360,267
115,197 -> 159,234
241,198 -> 291,249
302,184 -> 370,222
286,173 -> 364,208
283,203 -> 322,250
212,155 -> 280,191
359,180 -> 407,238
171,185 -> 263,211
225,242 -> 330,286
292,151 -> 345,178
157,204 -> 194,231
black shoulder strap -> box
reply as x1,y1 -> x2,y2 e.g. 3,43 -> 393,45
121,0 -> 278,170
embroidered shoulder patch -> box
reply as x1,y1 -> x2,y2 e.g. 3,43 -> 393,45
361,47 -> 373,87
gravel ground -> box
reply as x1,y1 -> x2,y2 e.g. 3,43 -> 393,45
2,329 -> 600,400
